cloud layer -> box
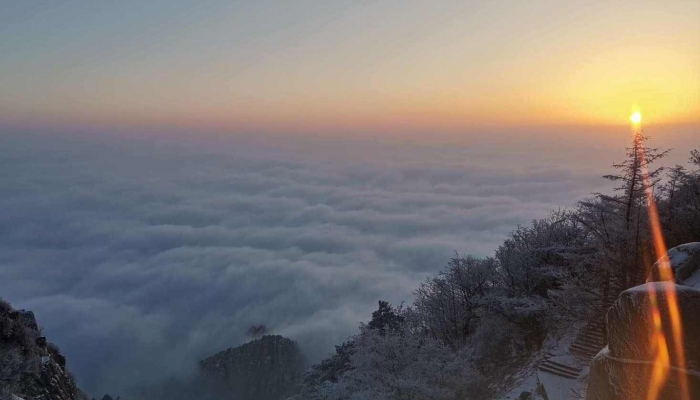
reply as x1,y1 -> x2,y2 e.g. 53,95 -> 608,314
0,129 -> 615,394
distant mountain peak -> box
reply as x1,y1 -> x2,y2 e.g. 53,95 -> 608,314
199,335 -> 306,400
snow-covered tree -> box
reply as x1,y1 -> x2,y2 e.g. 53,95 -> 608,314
659,149 -> 700,246
302,341 -> 356,390
495,211 -> 592,298
491,210 -> 597,339
300,327 -> 487,400
413,255 -> 494,348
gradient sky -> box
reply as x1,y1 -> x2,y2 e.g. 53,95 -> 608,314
1,0 -> 699,133
1,2 -> 699,394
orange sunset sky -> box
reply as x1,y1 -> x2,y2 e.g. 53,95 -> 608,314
1,0 -> 698,133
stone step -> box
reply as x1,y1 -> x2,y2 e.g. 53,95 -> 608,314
542,359 -> 582,374
578,331 -> 605,341
539,363 -> 581,378
570,350 -> 598,359
576,341 -> 600,348
571,341 -> 601,352
587,326 -> 605,333
576,334 -> 605,343
570,344 -> 600,358
583,323 -> 603,329
538,364 -> 580,380
581,327 -> 604,334
571,353 -> 598,360
570,345 -> 601,355
574,337 -> 604,348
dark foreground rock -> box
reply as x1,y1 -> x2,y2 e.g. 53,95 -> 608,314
1,299 -> 81,400
588,244 -> 700,399
587,345 -> 694,400
199,335 -> 305,400
587,283 -> 700,399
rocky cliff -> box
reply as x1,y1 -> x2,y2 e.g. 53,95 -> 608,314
199,335 -> 305,400
0,299 -> 81,400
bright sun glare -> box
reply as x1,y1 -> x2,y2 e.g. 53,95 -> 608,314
630,111 -> 642,125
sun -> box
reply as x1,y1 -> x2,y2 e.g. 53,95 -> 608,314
630,111 -> 642,125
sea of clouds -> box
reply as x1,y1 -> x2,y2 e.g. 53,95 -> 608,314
1,126 -> 693,394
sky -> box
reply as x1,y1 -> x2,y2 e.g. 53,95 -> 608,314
1,0 -> 699,133
0,0 -> 699,397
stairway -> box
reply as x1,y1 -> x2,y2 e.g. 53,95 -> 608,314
538,357 -> 582,379
537,272 -> 645,383
569,320 -> 606,359
537,322 -> 603,382
537,302 -> 608,380
536,270 -> 651,392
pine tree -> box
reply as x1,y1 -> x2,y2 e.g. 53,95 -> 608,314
690,149 -> 700,167
599,130 -> 668,288
367,301 -> 404,335
576,131 -> 668,292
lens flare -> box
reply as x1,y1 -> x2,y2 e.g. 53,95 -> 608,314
646,291 -> 670,400
634,119 -> 689,399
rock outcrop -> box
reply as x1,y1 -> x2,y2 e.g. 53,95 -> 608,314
0,299 -> 80,400
648,242 -> 700,288
586,244 -> 700,400
199,335 -> 305,400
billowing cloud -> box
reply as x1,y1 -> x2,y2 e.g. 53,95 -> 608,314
0,128 -> 619,395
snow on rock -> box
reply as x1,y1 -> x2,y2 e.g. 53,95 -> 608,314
607,283 -> 700,371
588,244 -> 700,400
586,281 -> 700,399
648,242 -> 700,288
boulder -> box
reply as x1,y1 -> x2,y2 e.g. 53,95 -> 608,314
587,244 -> 700,400
587,345 -> 688,400
606,283 -> 700,372
648,242 -> 700,288
588,283 -> 700,399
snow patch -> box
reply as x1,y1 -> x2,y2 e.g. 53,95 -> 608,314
498,372 -> 543,400
537,370 -> 585,400
625,281 -> 700,294
652,242 -> 700,286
